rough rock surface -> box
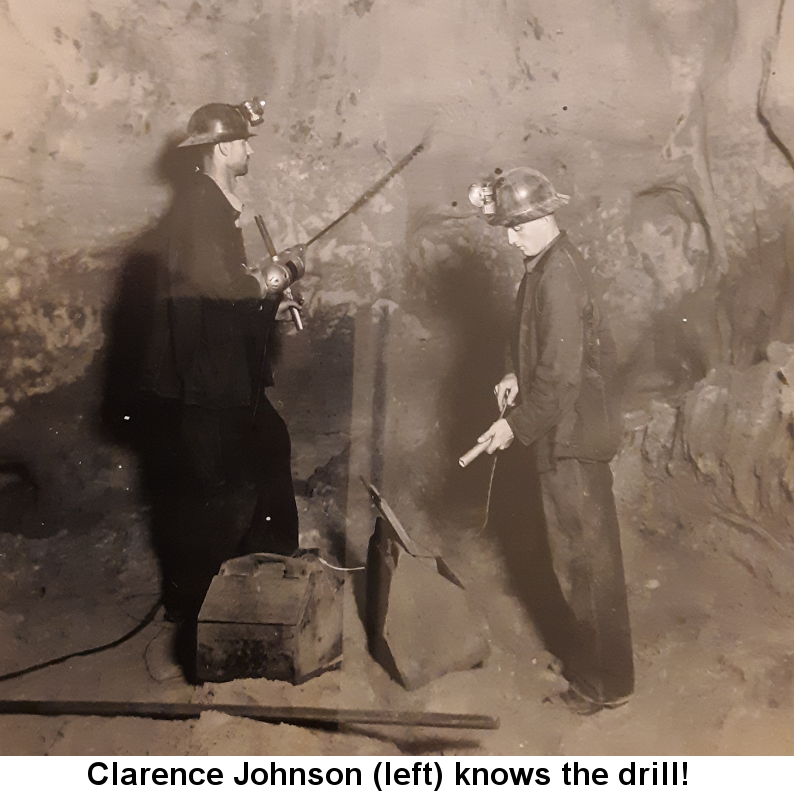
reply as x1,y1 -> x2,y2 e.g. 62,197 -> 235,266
1,1 -> 794,520
1,0 -> 794,758
683,342 -> 794,529
760,0 -> 794,161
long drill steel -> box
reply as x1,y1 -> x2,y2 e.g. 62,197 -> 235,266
305,141 -> 425,248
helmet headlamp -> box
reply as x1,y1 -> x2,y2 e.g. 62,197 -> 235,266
468,182 -> 496,216
236,97 -> 266,127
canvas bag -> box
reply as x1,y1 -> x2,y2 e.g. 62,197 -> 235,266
363,480 -> 490,690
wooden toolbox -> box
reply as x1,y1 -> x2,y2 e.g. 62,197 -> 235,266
196,553 -> 343,684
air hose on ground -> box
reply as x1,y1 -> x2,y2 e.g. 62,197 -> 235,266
0,598 -> 162,684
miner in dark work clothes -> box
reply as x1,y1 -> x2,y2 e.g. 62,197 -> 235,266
141,102 -> 305,629
469,167 -> 633,714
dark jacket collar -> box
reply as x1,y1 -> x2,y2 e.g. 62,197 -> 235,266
189,170 -> 242,219
523,230 -> 567,274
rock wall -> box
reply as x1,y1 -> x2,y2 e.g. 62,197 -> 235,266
683,341 -> 794,526
1,0 -> 794,541
611,341 -> 794,597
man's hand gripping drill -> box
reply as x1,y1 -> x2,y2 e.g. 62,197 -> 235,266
253,215 -> 305,330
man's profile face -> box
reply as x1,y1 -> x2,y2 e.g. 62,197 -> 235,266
507,216 -> 552,258
222,138 -> 253,177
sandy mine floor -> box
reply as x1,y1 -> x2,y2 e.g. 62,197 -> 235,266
1,401 -> 793,756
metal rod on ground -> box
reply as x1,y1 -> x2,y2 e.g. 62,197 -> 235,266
253,214 -> 303,331
305,141 -> 425,248
0,700 -> 499,730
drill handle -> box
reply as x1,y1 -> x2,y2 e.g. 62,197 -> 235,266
254,214 -> 303,331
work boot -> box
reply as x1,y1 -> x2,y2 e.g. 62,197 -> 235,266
558,688 -> 603,716
556,685 -> 630,716
144,622 -> 182,682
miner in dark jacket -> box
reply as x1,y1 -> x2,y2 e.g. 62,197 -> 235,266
470,167 -> 633,714
141,103 -> 304,625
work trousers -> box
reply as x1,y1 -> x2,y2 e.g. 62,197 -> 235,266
490,445 -> 634,704
160,396 -> 299,619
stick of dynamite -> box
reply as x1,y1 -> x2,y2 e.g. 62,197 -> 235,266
459,439 -> 491,468
458,393 -> 512,468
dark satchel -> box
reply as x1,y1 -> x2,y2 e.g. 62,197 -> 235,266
363,481 -> 490,690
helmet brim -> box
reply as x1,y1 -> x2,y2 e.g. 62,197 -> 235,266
487,193 -> 570,226
177,131 -> 256,148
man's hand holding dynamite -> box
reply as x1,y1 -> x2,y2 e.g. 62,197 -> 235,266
495,372 -> 519,414
459,374 -> 517,467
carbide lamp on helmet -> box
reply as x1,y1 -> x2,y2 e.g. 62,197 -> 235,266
468,182 -> 496,216
237,97 -> 266,127
178,102 -> 259,148
470,167 -> 570,227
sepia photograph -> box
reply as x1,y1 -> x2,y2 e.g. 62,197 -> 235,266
0,0 -> 793,758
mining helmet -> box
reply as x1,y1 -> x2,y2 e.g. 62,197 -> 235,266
469,167 -> 569,227
177,103 -> 256,148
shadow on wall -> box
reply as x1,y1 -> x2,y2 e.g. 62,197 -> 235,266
405,210 -> 514,523
99,134 -> 203,600
100,133 -> 199,449
618,183 -> 794,386
618,183 -> 726,397
0,136 -> 199,539
725,221 -> 794,368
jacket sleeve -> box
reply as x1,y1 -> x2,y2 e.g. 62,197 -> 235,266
504,345 -> 516,377
506,261 -> 586,446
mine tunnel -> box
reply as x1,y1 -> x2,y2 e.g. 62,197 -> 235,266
1,0 -> 794,755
